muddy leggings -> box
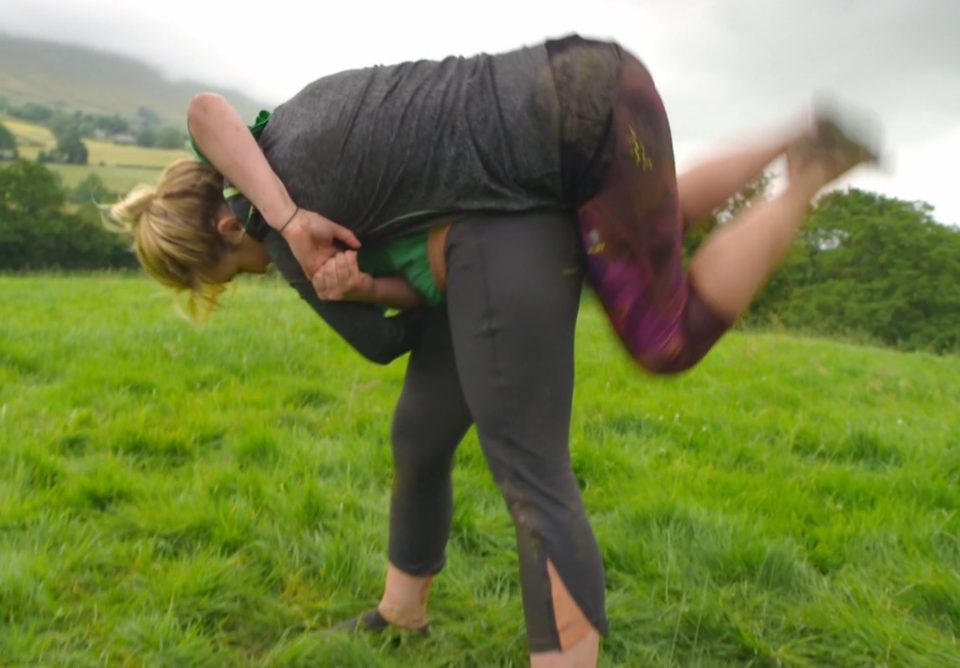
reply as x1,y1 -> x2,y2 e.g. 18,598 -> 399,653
387,43 -> 740,653
388,209 -> 607,652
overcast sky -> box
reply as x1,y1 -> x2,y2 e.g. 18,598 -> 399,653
7,0 -> 960,224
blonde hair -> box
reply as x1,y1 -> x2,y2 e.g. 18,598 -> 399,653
105,159 -> 229,319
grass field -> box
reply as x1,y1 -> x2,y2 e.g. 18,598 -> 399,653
2,119 -> 54,152
43,163 -> 171,194
1,275 -> 958,667
2,118 -> 189,193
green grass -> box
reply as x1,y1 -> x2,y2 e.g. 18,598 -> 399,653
44,163 -> 167,193
2,118 -> 54,151
1,275 -> 958,667
84,139 -> 189,168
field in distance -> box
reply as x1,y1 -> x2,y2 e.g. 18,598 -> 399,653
2,118 -> 189,192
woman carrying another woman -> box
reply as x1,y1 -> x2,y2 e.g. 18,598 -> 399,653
108,35 -> 877,667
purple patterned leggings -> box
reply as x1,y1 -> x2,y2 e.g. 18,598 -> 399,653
578,54 -> 731,374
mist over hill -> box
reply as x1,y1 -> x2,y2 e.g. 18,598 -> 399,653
0,33 -> 270,126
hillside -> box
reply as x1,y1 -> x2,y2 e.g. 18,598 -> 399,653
0,33 -> 270,126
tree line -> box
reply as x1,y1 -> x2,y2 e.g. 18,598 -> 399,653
1,159 -> 957,353
683,180 -> 960,353
0,98 -> 188,167
0,160 -> 136,270
748,189 -> 960,352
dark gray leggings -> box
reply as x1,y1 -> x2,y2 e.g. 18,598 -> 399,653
389,210 -> 608,651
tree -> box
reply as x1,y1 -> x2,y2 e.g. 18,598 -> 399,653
47,115 -> 90,165
67,173 -> 112,204
749,189 -> 960,352
50,111 -> 81,139
155,126 -> 186,149
9,102 -> 53,123
0,159 -> 66,267
0,160 -> 136,270
0,121 -> 18,160
54,127 -> 88,164
137,106 -> 161,127
95,114 -> 130,135
136,126 -> 157,148
0,159 -> 63,215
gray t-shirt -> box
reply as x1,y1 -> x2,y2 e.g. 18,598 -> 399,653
236,37 -> 621,364
257,44 -> 563,242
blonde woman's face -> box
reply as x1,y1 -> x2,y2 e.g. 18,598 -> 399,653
206,232 -> 270,284
237,236 -> 271,275
208,209 -> 271,283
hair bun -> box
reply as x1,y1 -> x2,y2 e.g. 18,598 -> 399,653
103,185 -> 156,231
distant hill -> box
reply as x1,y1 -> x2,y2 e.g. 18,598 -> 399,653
0,33 -> 271,126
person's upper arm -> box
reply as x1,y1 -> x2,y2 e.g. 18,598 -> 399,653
187,94 -> 295,229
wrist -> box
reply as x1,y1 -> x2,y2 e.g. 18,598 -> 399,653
361,277 -> 383,304
277,206 -> 300,237
259,179 -> 297,232
368,276 -> 425,311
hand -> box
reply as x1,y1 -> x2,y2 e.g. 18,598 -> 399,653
281,208 -> 361,279
313,250 -> 376,302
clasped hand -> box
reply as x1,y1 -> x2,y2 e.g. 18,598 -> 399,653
312,251 -> 375,302
279,209 -> 372,301
280,208 -> 360,274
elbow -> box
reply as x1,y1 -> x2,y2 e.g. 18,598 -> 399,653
358,345 -> 401,366
187,92 -> 227,133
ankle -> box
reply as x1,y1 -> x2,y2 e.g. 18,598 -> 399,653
378,563 -> 432,630
377,600 -> 427,630
789,163 -> 832,199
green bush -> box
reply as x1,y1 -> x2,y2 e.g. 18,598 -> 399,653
750,189 -> 960,352
0,160 -> 136,270
0,121 -> 18,160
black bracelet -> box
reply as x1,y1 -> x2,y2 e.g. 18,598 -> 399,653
278,206 -> 300,234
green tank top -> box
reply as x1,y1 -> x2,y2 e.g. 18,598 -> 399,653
358,230 -> 444,306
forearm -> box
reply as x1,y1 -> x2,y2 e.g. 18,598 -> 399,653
364,277 -> 427,311
187,93 -> 295,229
